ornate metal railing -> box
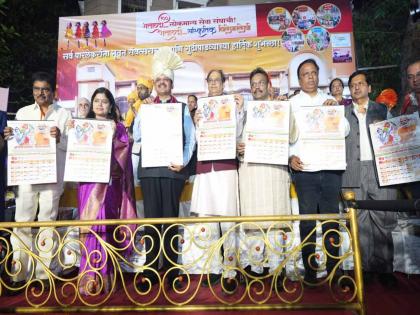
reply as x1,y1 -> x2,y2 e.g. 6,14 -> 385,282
0,194 -> 365,314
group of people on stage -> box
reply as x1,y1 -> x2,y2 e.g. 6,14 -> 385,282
2,73 -> 138,295
0,46 -> 419,295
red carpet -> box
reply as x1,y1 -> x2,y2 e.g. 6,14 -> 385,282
0,272 -> 419,314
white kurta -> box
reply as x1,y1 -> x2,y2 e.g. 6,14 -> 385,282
237,101 -> 298,274
238,106 -> 299,220
184,168 -> 239,278
11,102 -> 71,281
182,100 -> 243,279
239,163 -> 291,217
190,168 -> 239,216
238,163 -> 292,273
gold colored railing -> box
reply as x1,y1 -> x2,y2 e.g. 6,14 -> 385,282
0,198 -> 365,314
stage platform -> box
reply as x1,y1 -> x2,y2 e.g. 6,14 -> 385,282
0,272 -> 419,314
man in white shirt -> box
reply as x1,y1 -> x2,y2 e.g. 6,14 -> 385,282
4,72 -> 71,288
342,70 -> 398,287
289,59 -> 348,284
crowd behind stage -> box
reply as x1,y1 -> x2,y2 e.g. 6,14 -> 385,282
0,47 -> 419,295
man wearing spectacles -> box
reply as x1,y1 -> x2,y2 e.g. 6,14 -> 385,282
3,71 -> 71,289
400,60 -> 420,201
343,70 -> 398,287
401,60 -> 420,116
182,69 -> 244,292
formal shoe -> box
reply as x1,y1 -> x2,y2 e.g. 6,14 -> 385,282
137,271 -> 159,292
378,273 -> 398,288
303,272 -> 317,283
36,279 -> 51,291
244,266 -> 260,278
331,270 -> 354,291
243,266 -> 263,285
201,273 -> 220,287
79,280 -> 96,296
5,280 -> 26,296
221,277 -> 237,295
272,270 -> 285,291
9,280 -> 26,289
363,271 -> 375,285
244,266 -> 269,278
262,267 -> 270,276
166,274 -> 184,290
303,273 -> 318,289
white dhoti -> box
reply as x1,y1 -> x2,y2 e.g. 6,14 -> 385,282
239,229 -> 290,274
182,169 -> 240,279
11,182 -> 63,281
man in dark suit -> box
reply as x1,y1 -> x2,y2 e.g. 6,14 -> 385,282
342,70 -> 398,287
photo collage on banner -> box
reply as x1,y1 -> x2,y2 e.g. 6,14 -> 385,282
56,0 -> 356,112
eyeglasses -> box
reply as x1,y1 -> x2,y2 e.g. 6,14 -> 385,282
207,79 -> 222,84
407,72 -> 420,81
33,86 -> 51,93
349,82 -> 368,89
251,81 -> 267,88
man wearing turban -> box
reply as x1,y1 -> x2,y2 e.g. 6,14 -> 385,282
124,77 -> 153,128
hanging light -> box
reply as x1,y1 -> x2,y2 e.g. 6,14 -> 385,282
410,0 -> 420,22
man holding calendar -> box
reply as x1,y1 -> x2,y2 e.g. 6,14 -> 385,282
132,47 -> 195,290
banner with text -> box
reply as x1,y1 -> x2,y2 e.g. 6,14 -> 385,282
56,0 -> 355,114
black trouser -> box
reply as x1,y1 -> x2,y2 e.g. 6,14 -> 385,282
293,171 -> 342,278
141,178 -> 185,277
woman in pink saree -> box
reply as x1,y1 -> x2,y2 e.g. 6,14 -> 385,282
77,87 -> 137,295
